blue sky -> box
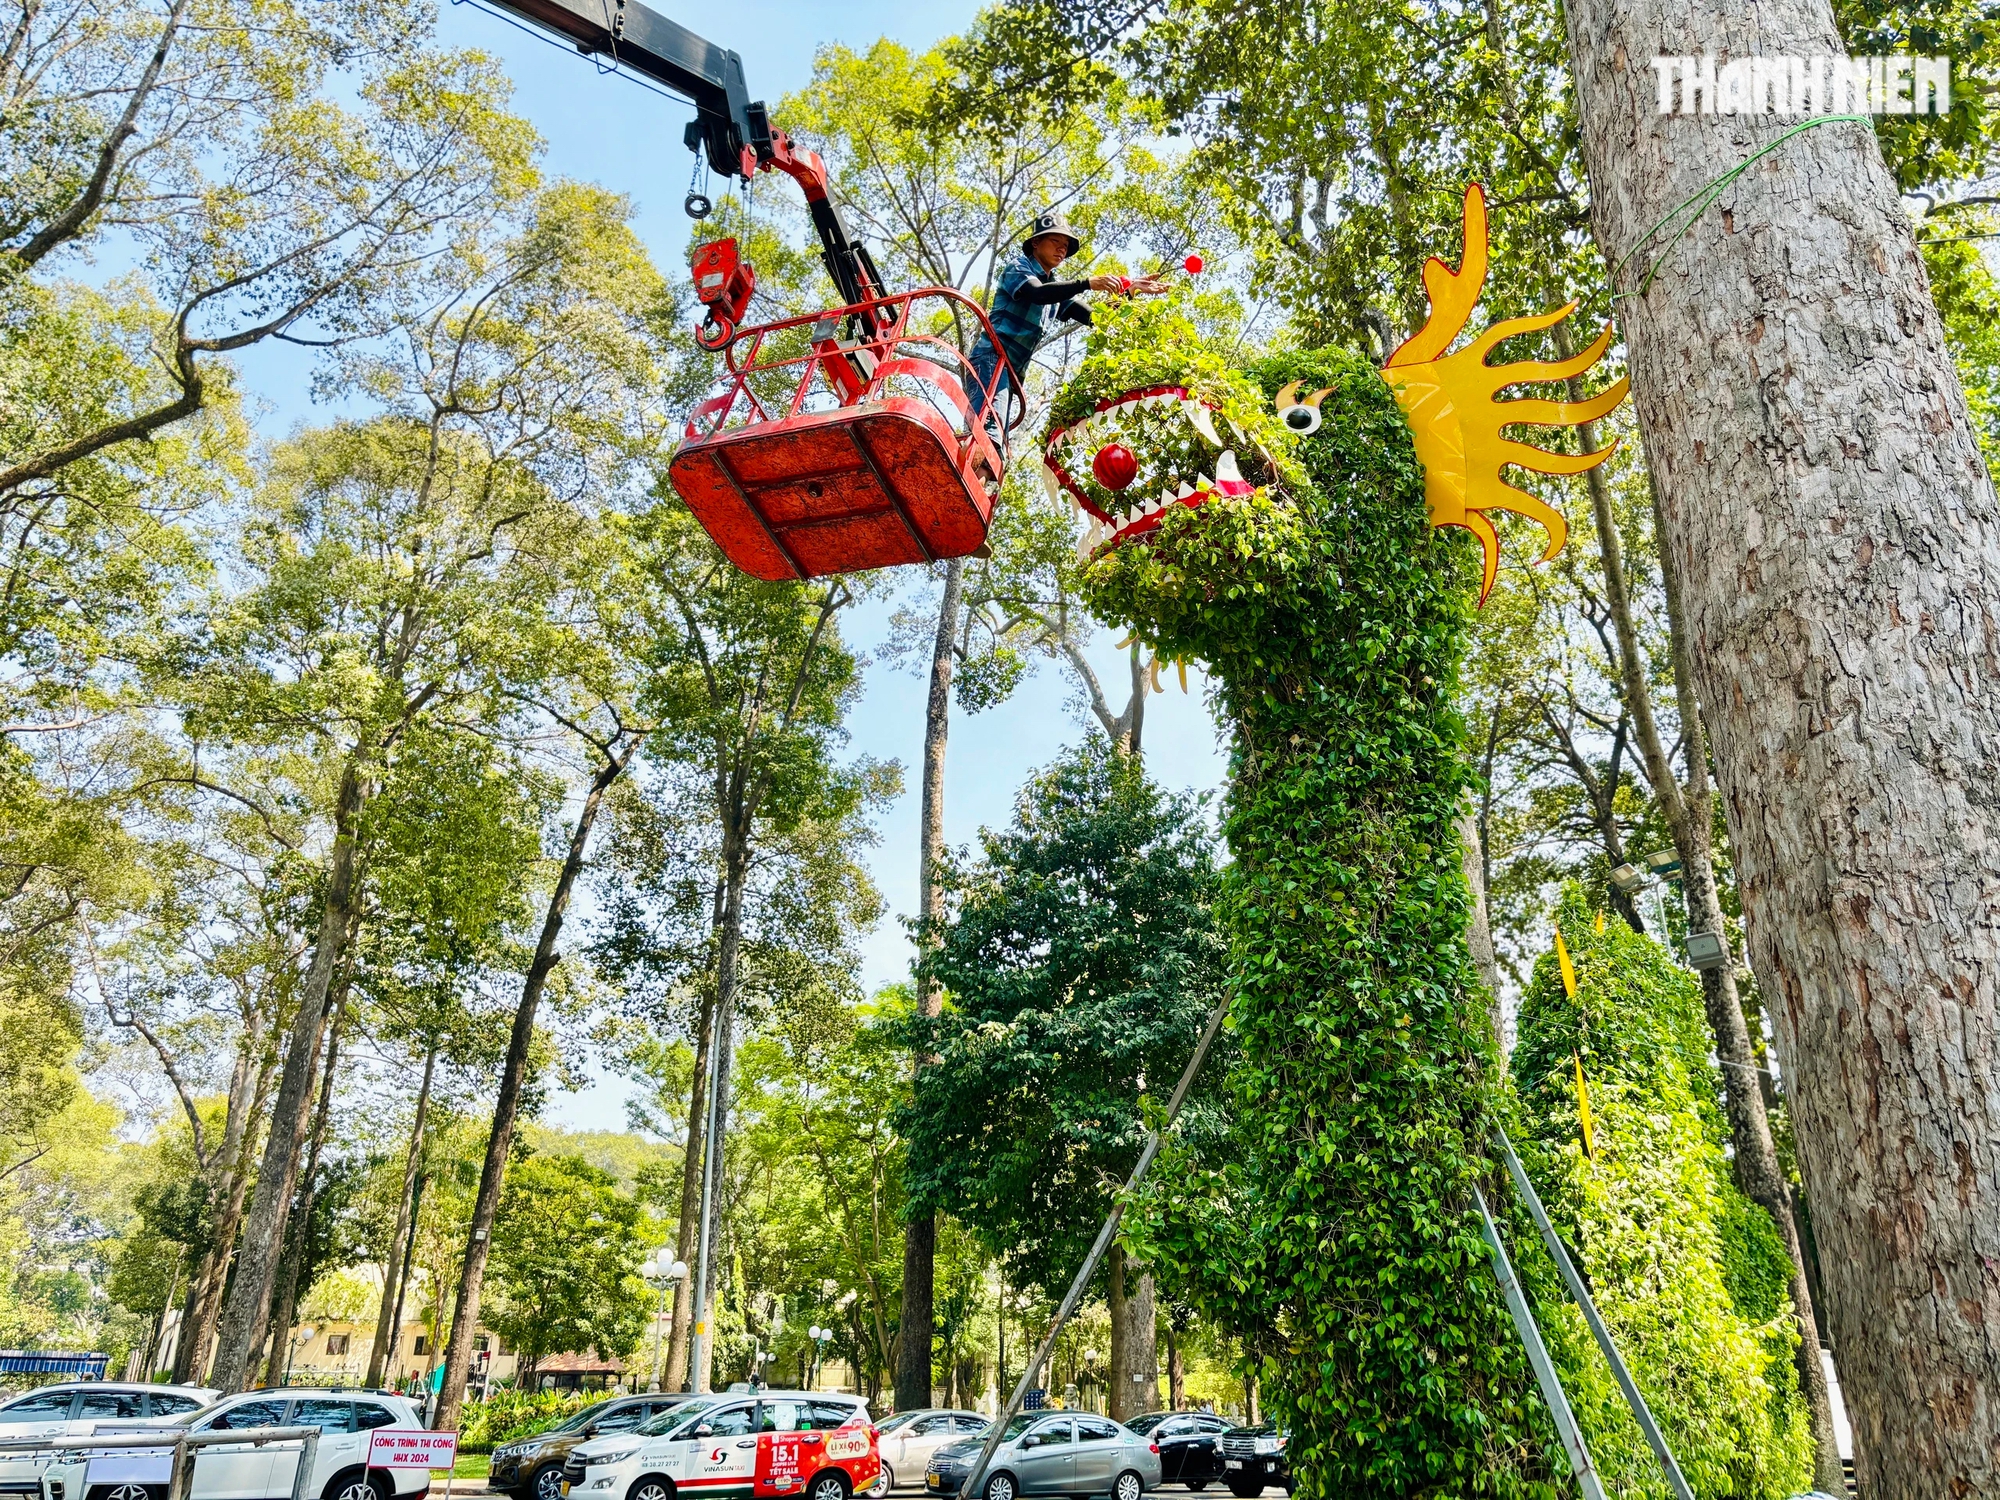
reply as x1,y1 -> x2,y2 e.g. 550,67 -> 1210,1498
391,0 -> 1236,1130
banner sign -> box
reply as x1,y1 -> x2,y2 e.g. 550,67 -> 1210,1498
369,1430 -> 458,1469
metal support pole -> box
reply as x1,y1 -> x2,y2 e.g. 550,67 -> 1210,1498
1492,1128 -> 1696,1500
954,993 -> 1231,1500
1472,1184 -> 1608,1500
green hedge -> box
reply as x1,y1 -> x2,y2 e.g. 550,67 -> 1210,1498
1070,304 -> 1557,1497
1510,887 -> 1813,1498
457,1389 -> 601,1453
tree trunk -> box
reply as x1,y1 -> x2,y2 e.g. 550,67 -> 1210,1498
1563,326 -> 1844,1484
1106,1247 -> 1158,1422
1242,1371 -> 1259,1426
1454,807 -> 1506,1050
693,898 -> 742,1396
899,559 -> 962,1412
209,763 -> 363,1390
433,739 -> 639,1431
664,989 -> 716,1392
365,1044 -> 436,1389
1563,4 -> 2000,1490
262,997 -> 346,1388
171,1008 -> 267,1384
1165,1324 -> 1185,1412
384,1173 -> 426,1387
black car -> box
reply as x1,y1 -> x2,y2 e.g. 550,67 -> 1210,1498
1215,1426 -> 1288,1498
1124,1412 -> 1234,1489
488,1394 -> 691,1500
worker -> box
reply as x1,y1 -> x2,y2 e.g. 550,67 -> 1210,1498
968,210 -> 1169,427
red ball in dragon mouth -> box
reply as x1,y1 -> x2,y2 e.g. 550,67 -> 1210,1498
1092,443 -> 1138,490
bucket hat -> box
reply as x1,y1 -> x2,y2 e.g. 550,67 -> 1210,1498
1022,210 -> 1082,258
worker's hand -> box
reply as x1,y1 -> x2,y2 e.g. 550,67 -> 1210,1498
1088,274 -> 1129,293
1129,274 -> 1172,296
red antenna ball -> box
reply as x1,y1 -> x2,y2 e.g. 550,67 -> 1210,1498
1183,254 -> 1205,275
1092,444 -> 1139,491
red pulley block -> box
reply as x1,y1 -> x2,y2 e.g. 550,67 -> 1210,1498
691,238 -> 755,344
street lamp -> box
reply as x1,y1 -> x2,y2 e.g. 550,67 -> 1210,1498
806,1326 -> 831,1390
639,1253 -> 689,1393
284,1325 -> 316,1387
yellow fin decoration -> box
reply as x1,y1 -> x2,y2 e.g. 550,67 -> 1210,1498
1573,1051 -> 1597,1160
1554,923 -> 1578,999
1380,183 -> 1631,603
1594,909 -> 1606,935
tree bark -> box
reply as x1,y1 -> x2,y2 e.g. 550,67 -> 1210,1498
1562,4 -> 2000,1490
433,738 -> 640,1431
365,1044 -> 436,1389
172,1014 -> 267,1384
262,996 -> 346,1388
664,990 -> 716,1392
1563,325 -> 1844,1483
1242,1371 -> 1259,1426
693,865 -> 744,1396
1165,1323 -> 1185,1412
384,1173 -> 427,1388
1454,807 -> 1507,1050
899,558 -> 962,1412
209,763 -> 363,1390
1106,1246 -> 1157,1422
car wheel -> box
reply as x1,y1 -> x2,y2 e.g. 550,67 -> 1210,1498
983,1473 -> 1017,1500
532,1465 -> 567,1500
630,1479 -> 675,1500
808,1472 -> 851,1500
1226,1482 -> 1263,1499
92,1484 -> 164,1500
323,1471 -> 389,1500
880,1466 -> 897,1493
1114,1472 -> 1144,1500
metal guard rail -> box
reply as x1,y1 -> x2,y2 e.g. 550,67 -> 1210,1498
683,285 -> 1014,481
0,1426 -> 321,1500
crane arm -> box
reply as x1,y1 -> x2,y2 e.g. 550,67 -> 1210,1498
476,0 -> 883,307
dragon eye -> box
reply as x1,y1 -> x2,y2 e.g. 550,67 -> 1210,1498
1275,380 -> 1333,435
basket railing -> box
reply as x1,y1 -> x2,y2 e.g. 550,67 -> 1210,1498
681,286 -> 1013,486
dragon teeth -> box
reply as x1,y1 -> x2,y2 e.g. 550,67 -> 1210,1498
1196,473 -> 1214,491
1176,481 -> 1194,499
1216,449 -> 1243,483
1039,464 -> 1062,504
1184,402 -> 1222,446
1228,416 -> 1249,443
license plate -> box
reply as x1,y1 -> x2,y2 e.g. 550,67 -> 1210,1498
927,1477 -> 940,1488
560,1486 -> 571,1496
1224,1461 -> 1241,1470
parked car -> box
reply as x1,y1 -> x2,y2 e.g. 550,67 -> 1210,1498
0,1386 -> 218,1500
563,1389 -> 879,1500
873,1412 -> 984,1492
1123,1414 -> 1233,1490
923,1412 -> 1160,1500
0,1386 -> 217,1435
491,1395 -> 697,1500
1214,1427 -> 1286,1499
45,1388 -> 429,1500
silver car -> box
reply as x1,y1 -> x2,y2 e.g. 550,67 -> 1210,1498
877,1411 -> 986,1491
925,1413 -> 1159,1500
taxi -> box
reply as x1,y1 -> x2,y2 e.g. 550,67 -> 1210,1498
563,1391 -> 881,1500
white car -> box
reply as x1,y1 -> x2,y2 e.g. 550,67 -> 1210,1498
0,1385 -> 218,1500
564,1391 -> 879,1500
0,1386 -> 218,1436
48,1389 -> 431,1500
871,1414 -> 983,1493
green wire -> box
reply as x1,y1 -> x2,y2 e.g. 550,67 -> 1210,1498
1611,114 -> 1872,299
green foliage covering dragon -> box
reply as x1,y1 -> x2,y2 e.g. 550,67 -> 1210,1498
1036,187 -> 1624,1496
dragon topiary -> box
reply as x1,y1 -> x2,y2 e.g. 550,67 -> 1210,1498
1040,186 -> 1626,1497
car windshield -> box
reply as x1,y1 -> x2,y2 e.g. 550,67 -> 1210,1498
556,1402 -> 616,1434
1126,1415 -> 1164,1435
661,1401 -> 722,1438
876,1413 -> 920,1434
635,1401 -> 703,1436
982,1414 -> 1037,1442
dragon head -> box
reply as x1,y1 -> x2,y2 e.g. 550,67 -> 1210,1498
1047,183 -> 1627,606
